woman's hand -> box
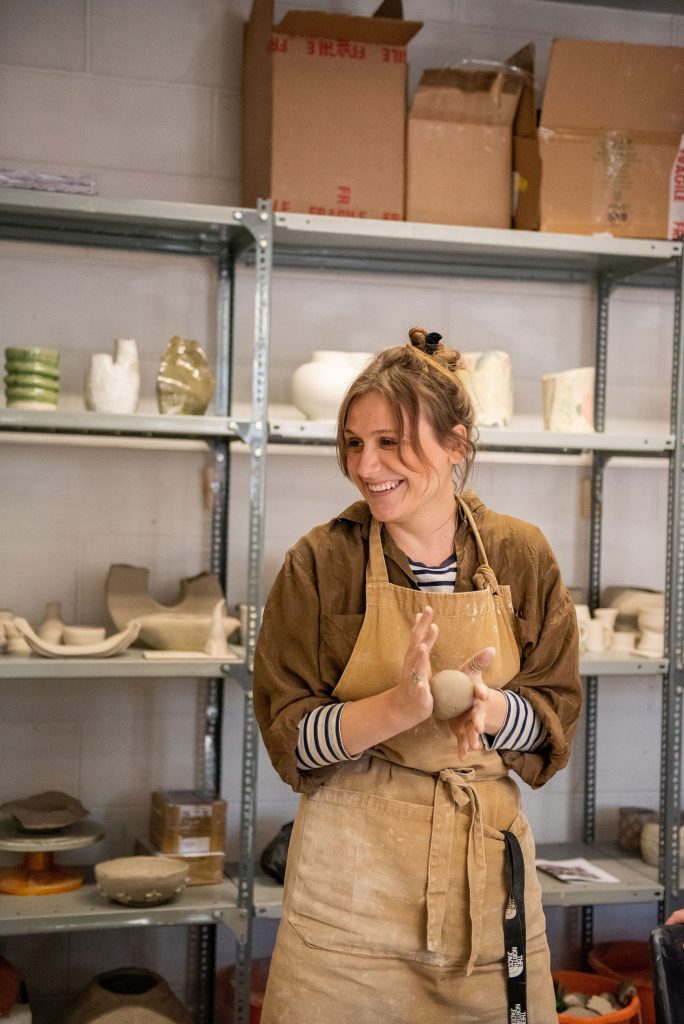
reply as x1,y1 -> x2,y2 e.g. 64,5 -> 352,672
448,647 -> 505,760
394,606 -> 439,725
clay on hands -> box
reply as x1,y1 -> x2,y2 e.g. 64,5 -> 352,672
430,669 -> 475,720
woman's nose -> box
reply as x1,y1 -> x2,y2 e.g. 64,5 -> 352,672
357,443 -> 381,476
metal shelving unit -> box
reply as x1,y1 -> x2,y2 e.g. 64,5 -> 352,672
266,213 -> 684,935
0,190 -> 272,1024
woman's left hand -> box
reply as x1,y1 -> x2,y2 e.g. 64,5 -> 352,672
448,647 -> 505,760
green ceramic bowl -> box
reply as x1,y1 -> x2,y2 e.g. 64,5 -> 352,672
4,373 -> 60,392
3,358 -> 60,380
4,347 -> 60,366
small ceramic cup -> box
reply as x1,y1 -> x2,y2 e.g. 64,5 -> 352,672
611,631 -> 638,654
638,629 -> 664,656
594,607 -> 619,630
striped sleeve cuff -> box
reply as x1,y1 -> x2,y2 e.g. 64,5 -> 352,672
296,703 -> 362,771
487,690 -> 548,753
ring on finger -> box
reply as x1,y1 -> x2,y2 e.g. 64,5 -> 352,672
411,668 -> 426,685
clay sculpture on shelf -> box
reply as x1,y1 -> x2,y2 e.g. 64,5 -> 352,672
85,338 -> 140,415
106,565 -> 239,651
156,335 -> 215,415
457,350 -> 513,428
12,617 -> 140,658
541,366 -> 595,432
60,967 -> 193,1024
0,791 -> 88,831
4,346 -> 60,410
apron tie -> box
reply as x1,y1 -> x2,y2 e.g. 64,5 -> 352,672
427,768 -> 487,975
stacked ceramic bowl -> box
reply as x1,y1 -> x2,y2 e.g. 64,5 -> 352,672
4,347 -> 60,409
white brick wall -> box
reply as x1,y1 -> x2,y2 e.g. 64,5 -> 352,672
0,0 -> 682,1014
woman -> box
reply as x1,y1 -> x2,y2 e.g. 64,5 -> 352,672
254,328 -> 582,1024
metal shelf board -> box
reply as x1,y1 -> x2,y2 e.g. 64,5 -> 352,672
0,650 -> 244,680
268,417 -> 674,455
536,842 -> 664,906
0,190 -> 257,257
0,409 -> 236,440
580,651 -> 668,675
224,864 -> 284,920
0,879 -> 237,936
273,213 -> 681,283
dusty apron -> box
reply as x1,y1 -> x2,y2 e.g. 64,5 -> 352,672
262,501 -> 556,1024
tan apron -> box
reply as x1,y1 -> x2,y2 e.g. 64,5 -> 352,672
262,501 -> 556,1024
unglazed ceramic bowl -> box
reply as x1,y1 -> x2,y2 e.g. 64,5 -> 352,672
95,856 -> 189,907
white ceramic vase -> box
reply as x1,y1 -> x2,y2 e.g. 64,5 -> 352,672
541,366 -> 595,432
85,338 -> 140,415
458,350 -> 513,427
291,350 -> 375,420
37,600 -> 64,644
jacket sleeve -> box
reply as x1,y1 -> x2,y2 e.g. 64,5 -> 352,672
501,525 -> 582,788
253,543 -> 344,794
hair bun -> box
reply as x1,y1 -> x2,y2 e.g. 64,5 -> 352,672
409,327 -> 443,355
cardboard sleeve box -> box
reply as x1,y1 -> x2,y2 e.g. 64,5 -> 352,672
150,789 -> 226,855
241,0 -> 422,220
135,836 -> 225,887
406,64 -> 524,228
539,38 -> 684,239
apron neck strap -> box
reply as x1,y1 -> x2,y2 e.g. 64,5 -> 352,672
368,517 -> 390,583
457,498 -> 501,594
369,503 -> 501,594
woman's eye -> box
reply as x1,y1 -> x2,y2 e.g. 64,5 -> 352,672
345,438 -> 362,449
380,437 -> 398,448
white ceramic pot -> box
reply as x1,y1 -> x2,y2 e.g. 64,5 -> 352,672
291,350 -> 375,420
37,600 -> 64,644
458,350 -> 513,427
85,338 -> 140,414
541,366 -> 595,432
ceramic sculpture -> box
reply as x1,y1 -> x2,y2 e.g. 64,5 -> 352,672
4,347 -> 60,410
457,351 -> 513,427
156,336 -> 215,415
95,856 -> 189,907
0,791 -> 88,831
85,338 -> 140,415
59,968 -> 192,1024
541,366 -> 595,432
106,565 -> 239,651
291,350 -> 375,419
2,623 -> 30,656
37,601 -> 64,643
12,617 -> 140,658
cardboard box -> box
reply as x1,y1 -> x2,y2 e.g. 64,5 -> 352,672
135,836 -> 225,887
539,38 -> 684,238
241,0 -> 422,219
150,789 -> 226,855
406,63 -> 524,228
509,44 -> 540,232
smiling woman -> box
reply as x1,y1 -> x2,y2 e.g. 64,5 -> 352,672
254,327 -> 582,1024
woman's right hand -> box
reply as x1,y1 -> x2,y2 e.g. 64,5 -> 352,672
394,606 -> 439,724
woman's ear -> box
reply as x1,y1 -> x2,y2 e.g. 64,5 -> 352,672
450,423 -> 467,464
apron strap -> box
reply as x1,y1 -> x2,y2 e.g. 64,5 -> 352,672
368,517 -> 390,583
457,498 -> 502,595
369,505 -> 503,593
432,769 -> 487,976
502,829 -> 528,1024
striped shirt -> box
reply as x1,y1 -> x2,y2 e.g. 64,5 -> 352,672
296,554 -> 548,771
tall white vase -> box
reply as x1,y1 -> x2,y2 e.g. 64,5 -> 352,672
291,350 -> 375,420
85,338 -> 140,414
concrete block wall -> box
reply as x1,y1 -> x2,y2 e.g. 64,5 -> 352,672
0,0 -> 682,1017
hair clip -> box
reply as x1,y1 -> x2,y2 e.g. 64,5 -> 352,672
424,332 -> 442,355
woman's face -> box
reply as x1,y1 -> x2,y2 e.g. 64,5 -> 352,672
343,392 -> 464,529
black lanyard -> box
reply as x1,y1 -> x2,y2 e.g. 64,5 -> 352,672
502,830 -> 527,1024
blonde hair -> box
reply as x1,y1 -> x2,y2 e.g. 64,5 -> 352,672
336,327 -> 477,490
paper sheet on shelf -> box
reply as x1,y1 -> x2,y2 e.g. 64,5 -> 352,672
535,856 -> 620,884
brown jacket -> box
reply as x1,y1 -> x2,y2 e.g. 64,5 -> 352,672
254,491 -> 582,795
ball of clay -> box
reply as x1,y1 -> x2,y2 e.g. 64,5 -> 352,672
430,669 -> 474,720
